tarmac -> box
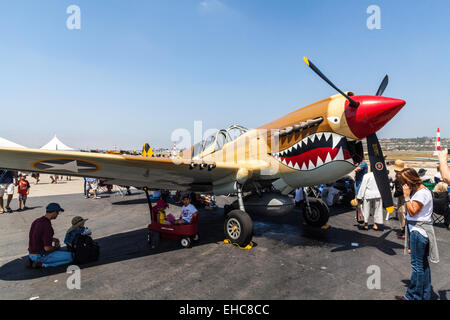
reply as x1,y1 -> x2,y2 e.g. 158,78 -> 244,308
0,175 -> 449,300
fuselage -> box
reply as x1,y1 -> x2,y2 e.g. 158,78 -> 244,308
193,93 -> 405,194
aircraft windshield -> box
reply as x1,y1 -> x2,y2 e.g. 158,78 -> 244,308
191,125 -> 248,158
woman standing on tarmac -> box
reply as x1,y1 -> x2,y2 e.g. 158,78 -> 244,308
395,168 -> 439,300
357,171 -> 383,231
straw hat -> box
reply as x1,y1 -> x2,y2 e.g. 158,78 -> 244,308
67,216 -> 88,233
390,159 -> 405,172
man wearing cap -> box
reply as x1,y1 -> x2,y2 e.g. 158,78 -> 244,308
26,203 -> 73,268
390,160 -> 407,239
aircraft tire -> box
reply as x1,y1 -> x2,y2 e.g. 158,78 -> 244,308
301,197 -> 329,227
224,210 -> 253,247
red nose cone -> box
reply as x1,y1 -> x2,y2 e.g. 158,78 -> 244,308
345,95 -> 405,139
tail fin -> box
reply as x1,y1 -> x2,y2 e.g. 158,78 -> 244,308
142,143 -> 153,157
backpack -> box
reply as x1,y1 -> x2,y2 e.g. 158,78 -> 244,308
73,235 -> 100,264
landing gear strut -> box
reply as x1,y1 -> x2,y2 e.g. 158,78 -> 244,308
224,183 -> 254,247
301,189 -> 329,227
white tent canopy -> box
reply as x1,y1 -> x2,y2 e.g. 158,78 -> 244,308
0,137 -> 27,149
40,135 -> 75,151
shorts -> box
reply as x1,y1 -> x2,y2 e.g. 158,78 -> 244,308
0,183 -> 15,197
19,193 -> 27,202
86,181 -> 98,191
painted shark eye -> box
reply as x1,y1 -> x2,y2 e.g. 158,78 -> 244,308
327,117 -> 340,124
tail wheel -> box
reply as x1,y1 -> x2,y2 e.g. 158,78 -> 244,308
224,210 -> 253,247
302,197 -> 329,227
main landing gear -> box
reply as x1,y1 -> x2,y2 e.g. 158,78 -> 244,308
301,190 -> 330,227
223,183 -> 254,247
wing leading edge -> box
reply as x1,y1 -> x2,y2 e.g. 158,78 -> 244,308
0,147 -> 252,191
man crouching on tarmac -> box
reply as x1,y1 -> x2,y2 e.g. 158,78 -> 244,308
26,203 -> 73,269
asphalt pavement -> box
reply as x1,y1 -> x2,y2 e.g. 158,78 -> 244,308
0,191 -> 449,300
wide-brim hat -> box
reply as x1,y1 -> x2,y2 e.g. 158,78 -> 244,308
67,216 -> 88,233
390,159 -> 405,172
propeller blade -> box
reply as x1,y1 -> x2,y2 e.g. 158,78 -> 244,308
366,133 -> 394,213
376,75 -> 389,96
303,57 -> 359,108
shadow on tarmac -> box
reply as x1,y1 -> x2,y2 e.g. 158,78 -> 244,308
0,210 -> 226,281
0,202 -> 434,285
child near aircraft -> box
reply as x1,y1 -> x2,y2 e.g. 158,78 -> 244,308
174,194 -> 199,225
152,199 -> 174,224
17,173 -> 30,211
64,216 -> 92,251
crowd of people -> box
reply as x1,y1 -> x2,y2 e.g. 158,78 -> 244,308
293,149 -> 450,300
0,170 -> 31,214
354,150 -> 450,300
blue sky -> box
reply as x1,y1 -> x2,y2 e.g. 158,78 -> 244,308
0,0 -> 449,150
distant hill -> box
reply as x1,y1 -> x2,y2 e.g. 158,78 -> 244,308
378,137 -> 447,151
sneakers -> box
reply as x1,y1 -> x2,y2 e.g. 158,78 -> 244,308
93,196 -> 101,199
25,257 -> 42,269
25,257 -> 32,268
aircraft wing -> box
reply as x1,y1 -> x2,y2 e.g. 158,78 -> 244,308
414,157 -> 450,163
0,147 -> 266,191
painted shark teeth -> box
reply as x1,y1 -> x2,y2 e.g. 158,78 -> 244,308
272,132 -> 356,170
331,133 -> 341,149
272,132 -> 344,158
334,147 -> 344,161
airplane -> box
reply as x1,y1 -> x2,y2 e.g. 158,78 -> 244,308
0,58 -> 405,247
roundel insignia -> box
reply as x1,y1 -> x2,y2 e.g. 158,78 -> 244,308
375,162 -> 384,171
31,159 -> 101,174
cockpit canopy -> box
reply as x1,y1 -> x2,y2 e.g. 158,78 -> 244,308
192,125 -> 248,158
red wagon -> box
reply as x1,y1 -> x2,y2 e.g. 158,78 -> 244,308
147,202 -> 199,248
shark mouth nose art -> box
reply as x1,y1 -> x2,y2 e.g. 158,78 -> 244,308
272,132 -> 355,171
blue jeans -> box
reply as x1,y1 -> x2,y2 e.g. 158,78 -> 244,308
29,247 -> 73,268
405,231 -> 431,300
354,181 -> 362,195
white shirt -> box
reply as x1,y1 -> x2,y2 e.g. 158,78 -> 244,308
322,186 -> 340,206
407,188 -> 433,238
181,204 -> 197,223
357,172 -> 381,200
295,188 -> 304,202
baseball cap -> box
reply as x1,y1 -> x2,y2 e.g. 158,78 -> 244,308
46,203 -> 65,213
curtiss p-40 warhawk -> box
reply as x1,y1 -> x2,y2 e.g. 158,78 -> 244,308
0,58 -> 405,247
